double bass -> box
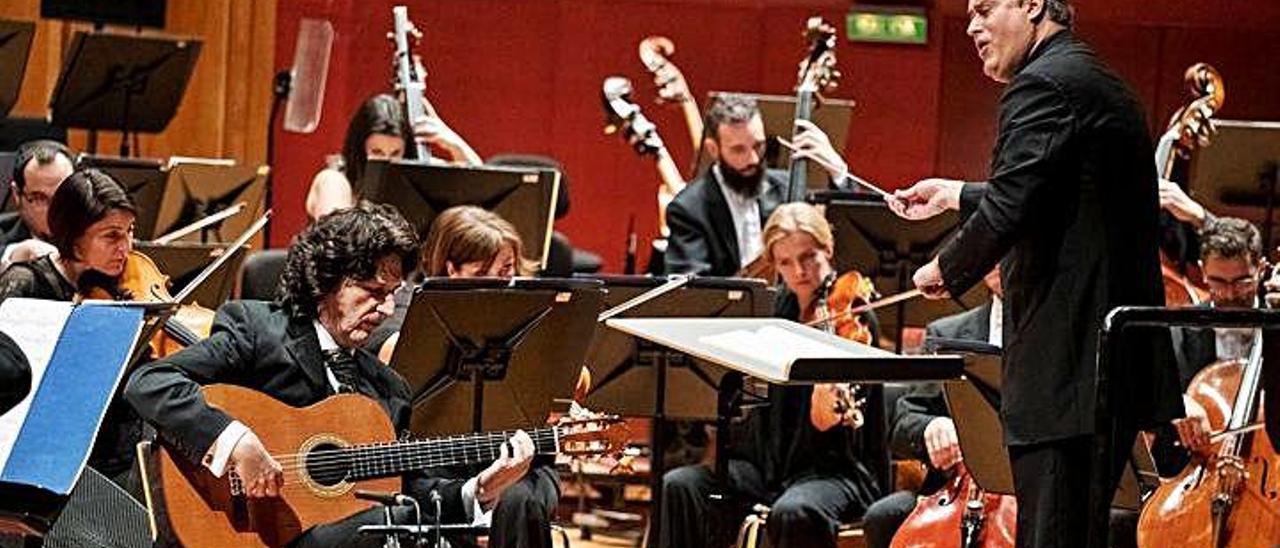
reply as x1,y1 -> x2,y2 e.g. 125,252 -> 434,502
1137,330 -> 1280,546
1157,63 -> 1226,306
785,17 -> 840,202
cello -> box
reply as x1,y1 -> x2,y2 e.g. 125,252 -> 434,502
1136,330 -> 1280,546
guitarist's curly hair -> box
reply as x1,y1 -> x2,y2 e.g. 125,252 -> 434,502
278,202 -> 419,320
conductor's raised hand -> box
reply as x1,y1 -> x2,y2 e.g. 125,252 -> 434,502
887,178 -> 964,220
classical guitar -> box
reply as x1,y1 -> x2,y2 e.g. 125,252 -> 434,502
143,384 -> 628,548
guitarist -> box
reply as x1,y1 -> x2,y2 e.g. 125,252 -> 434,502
125,202 -> 537,547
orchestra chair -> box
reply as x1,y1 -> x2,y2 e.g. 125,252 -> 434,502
237,248 -> 287,301
736,504 -> 867,548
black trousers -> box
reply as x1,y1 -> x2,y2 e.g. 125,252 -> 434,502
659,460 -> 868,548
294,464 -> 559,548
1009,433 -> 1143,548
861,490 -> 917,548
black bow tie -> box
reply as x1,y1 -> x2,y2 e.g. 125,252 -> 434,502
322,348 -> 361,394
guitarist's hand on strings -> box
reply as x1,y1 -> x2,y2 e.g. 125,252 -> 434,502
476,430 -> 535,508
231,431 -> 284,498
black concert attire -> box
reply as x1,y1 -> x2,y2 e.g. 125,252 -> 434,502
933,30 -> 1181,547
863,302 -> 991,548
0,256 -> 142,494
0,214 -> 32,258
126,300 -> 543,548
664,168 -> 788,277
362,284 -> 560,548
658,289 -> 881,548
0,331 -> 30,416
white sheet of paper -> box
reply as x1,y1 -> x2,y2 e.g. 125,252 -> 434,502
698,324 -> 857,381
0,299 -> 74,470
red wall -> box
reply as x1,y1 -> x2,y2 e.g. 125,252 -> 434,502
271,0 -> 1280,270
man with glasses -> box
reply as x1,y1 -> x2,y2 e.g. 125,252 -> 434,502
2,140 -> 74,267
1169,216 -> 1264,453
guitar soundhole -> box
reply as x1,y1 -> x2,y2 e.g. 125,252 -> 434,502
304,442 -> 352,487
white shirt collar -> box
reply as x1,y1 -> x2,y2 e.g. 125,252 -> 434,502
313,320 -> 341,352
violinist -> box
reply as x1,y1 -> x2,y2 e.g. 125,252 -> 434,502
659,202 -> 880,548
305,93 -> 482,220
0,140 -> 75,269
0,167 -> 142,492
1168,217 -> 1264,453
862,267 -> 1001,548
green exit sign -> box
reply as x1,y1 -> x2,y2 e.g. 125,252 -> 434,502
846,7 -> 928,45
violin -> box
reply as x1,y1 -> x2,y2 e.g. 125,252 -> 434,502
808,270 -> 877,429
1137,330 -> 1280,546
79,249 -> 215,358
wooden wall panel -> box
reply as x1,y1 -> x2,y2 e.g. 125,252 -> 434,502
0,0 -> 275,166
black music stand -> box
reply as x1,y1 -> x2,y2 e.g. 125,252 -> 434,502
1187,120 -> 1280,252
131,241 -> 247,308
936,343 -> 1156,513
387,278 -> 604,436
0,20 -> 35,118
702,91 -> 855,187
814,190 -> 989,351
359,160 -> 560,269
77,155 -> 168,238
607,316 -> 964,547
48,32 -> 201,157
153,162 -> 268,243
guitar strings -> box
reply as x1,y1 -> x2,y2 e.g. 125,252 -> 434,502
263,429 -> 566,474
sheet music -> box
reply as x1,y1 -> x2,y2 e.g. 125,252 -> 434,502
699,324 -> 858,381
0,299 -> 74,469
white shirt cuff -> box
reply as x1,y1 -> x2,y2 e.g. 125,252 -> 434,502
203,421 -> 250,478
460,476 -> 492,526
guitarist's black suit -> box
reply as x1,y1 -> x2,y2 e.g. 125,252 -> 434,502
126,300 -> 476,547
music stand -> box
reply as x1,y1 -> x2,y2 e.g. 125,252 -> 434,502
931,341 -> 1155,509
0,20 -> 34,118
77,155 -> 168,238
48,32 -> 201,157
1187,120 -> 1280,251
607,316 -> 964,547
132,241 -> 247,308
153,162 -> 268,243
702,91 -> 855,187
359,160 -> 560,269
387,278 -> 604,435
582,275 -> 774,419
814,190 -> 990,351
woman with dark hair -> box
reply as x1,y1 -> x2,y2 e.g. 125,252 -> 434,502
305,93 -> 483,219
0,168 -> 137,303
0,167 -> 142,492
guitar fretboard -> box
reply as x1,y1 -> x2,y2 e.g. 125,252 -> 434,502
336,427 -> 561,481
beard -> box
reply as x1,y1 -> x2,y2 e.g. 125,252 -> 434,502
718,160 -> 765,199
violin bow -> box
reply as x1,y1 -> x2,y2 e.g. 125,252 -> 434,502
171,211 -> 272,305
151,202 -> 247,245
776,137 -> 892,199
803,288 -> 924,328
